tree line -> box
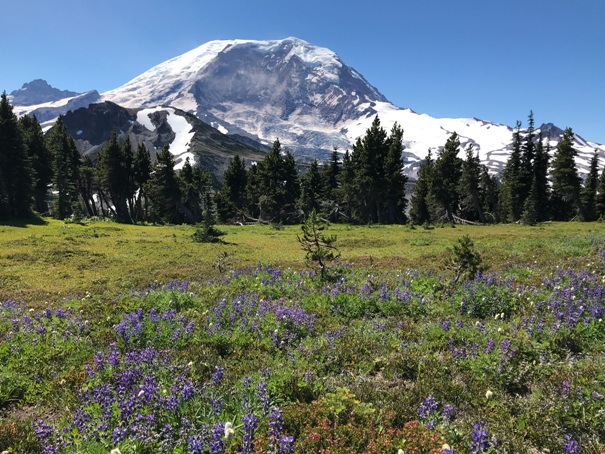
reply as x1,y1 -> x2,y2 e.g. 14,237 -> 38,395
0,91 -> 602,226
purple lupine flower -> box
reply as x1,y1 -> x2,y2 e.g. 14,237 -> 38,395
417,395 -> 439,420
212,365 -> 224,387
471,420 -> 490,453
443,404 -> 456,423
563,434 -> 581,454
240,413 -> 259,454
209,422 -> 226,454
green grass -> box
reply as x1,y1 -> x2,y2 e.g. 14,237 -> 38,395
2,219 -> 605,452
2,219 -> 605,305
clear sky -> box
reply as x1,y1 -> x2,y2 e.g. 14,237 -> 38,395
3,0 -> 604,143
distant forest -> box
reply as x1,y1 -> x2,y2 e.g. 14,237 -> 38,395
0,92 -> 602,226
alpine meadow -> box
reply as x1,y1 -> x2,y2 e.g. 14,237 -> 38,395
2,34 -> 605,454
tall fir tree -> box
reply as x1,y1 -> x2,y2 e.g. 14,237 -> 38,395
458,144 -> 486,223
498,122 -> 524,222
596,161 -> 605,220
19,115 -> 52,214
550,128 -> 582,221
0,92 -> 33,218
428,132 -> 462,222
519,111 -> 536,206
336,150 -> 355,221
409,149 -> 434,225
382,122 -> 408,223
580,151 -> 599,221
216,154 -> 247,222
45,116 -> 81,220
349,116 -> 389,223
132,143 -> 151,222
532,132 -> 550,221
299,159 -> 323,215
97,130 -> 131,222
145,144 -> 184,224
479,166 -> 499,223
78,155 -> 98,217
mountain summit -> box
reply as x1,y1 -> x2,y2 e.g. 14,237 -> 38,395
101,37 -> 604,175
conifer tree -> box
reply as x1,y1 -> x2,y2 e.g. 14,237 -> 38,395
180,157 -> 203,223
79,155 -> 98,217
532,132 -> 550,221
336,150 -> 354,221
428,132 -> 462,222
146,144 -> 183,224
45,116 -> 81,220
479,167 -> 499,223
321,147 -> 340,201
97,130 -> 131,222
550,128 -> 582,221
19,115 -> 52,214
299,159 -> 323,215
498,122 -> 523,222
458,144 -> 485,223
596,163 -> 605,219
382,122 -> 408,223
349,116 -> 389,223
409,149 -> 434,225
519,111 -> 536,205
0,92 -> 33,218
216,154 -> 247,222
133,143 -> 151,222
320,148 -> 341,221
581,151 -> 599,221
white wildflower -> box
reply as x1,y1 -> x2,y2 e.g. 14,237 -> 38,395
485,389 -> 493,399
224,421 -> 235,439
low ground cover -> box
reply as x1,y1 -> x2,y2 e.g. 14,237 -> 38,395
1,220 -> 605,452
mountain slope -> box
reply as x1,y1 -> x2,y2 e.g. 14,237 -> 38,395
58,101 -> 265,182
100,37 -> 605,176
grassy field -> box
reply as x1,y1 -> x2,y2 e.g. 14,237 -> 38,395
2,219 -> 605,305
2,219 -> 605,453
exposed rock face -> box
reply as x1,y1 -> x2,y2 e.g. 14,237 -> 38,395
57,102 -> 265,183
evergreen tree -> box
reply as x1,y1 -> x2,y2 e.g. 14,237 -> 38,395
132,143 -> 151,222
409,149 -> 434,225
479,167 -> 499,223
498,122 -> 524,222
297,209 -> 340,280
550,128 -> 582,221
97,130 -> 131,222
581,151 -> 599,221
216,154 -> 247,222
146,144 -> 184,224
320,148 -> 341,221
521,176 -> 540,225
321,147 -> 340,201
180,157 -> 203,223
79,155 -> 98,217
244,163 -> 262,220
596,161 -> 605,219
428,132 -> 462,222
336,150 -> 354,221
253,139 -> 300,223
382,122 -> 408,223
0,91 -> 33,218
349,116 -> 389,223
519,111 -> 536,205
458,144 -> 485,223
532,132 -> 550,221
19,115 -> 52,214
299,159 -> 323,215
45,116 -> 81,220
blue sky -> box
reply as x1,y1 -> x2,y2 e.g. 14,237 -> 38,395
3,0 -> 604,143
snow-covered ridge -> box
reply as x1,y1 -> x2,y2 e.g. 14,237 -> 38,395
137,107 -> 195,170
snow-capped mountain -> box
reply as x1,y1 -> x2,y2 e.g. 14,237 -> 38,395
99,37 -> 605,177
9,38 -> 605,178
9,79 -> 101,124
